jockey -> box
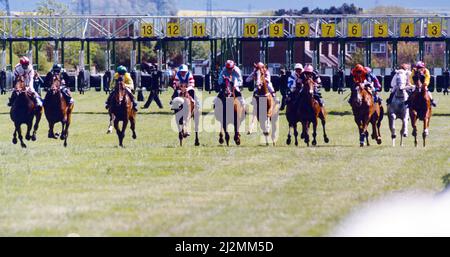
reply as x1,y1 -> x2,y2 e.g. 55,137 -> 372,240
106,65 -> 138,111
349,64 -> 373,104
365,67 -> 382,104
287,63 -> 304,93
8,56 -> 43,108
171,64 -> 200,108
299,64 -> 324,106
409,61 -> 437,107
48,64 -> 74,105
218,60 -> 245,107
387,64 -> 412,105
245,62 -> 277,100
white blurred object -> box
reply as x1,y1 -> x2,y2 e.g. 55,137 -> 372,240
333,191 -> 450,237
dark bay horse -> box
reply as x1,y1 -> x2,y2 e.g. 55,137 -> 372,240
409,79 -> 432,147
44,75 -> 74,147
10,76 -> 42,148
170,82 -> 199,146
252,66 -> 277,146
107,79 -> 137,147
350,82 -> 383,147
214,76 -> 245,146
297,78 -> 329,146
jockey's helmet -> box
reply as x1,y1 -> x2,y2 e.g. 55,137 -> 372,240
20,56 -> 30,66
117,65 -> 127,75
304,64 -> 314,73
179,64 -> 188,72
225,60 -> 235,69
255,62 -> 265,69
416,61 -> 425,69
294,63 -> 303,71
52,63 -> 62,73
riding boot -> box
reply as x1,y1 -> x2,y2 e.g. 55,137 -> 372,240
314,94 -> 324,107
428,92 -> 437,107
62,88 -> 74,105
127,91 -> 138,112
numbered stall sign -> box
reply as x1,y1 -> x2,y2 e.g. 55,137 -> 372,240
400,23 -> 414,37
244,23 -> 258,38
269,23 -> 284,37
427,23 -> 441,37
295,23 -> 309,37
348,23 -> 362,37
193,23 -> 206,37
141,23 -> 154,37
167,22 -> 181,37
374,23 -> 388,37
321,24 -> 336,37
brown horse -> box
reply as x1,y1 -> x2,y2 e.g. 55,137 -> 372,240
44,75 -> 74,147
170,83 -> 200,146
253,66 -> 277,145
214,76 -> 245,146
350,82 -> 383,147
297,78 -> 329,146
409,79 -> 432,147
107,79 -> 137,147
10,76 -> 42,148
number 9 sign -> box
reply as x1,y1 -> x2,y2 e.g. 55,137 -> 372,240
269,24 -> 283,38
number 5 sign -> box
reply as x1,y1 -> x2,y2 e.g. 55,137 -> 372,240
374,24 -> 388,37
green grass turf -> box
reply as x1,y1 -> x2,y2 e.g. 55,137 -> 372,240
0,89 -> 449,236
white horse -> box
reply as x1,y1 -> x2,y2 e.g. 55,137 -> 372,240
387,69 -> 411,147
170,86 -> 200,146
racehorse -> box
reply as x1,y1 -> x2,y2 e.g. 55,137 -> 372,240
297,78 -> 329,146
10,76 -> 42,148
350,81 -> 383,147
387,72 -> 410,147
170,82 -> 200,146
409,79 -> 432,147
107,78 -> 137,147
44,75 -> 74,147
285,84 -> 301,146
214,76 -> 245,146
252,65 -> 278,146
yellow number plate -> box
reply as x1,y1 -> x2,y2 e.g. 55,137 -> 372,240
321,24 -> 336,37
400,23 -> 414,37
348,23 -> 362,37
269,23 -> 283,37
167,23 -> 180,37
295,23 -> 309,37
141,23 -> 154,37
244,23 -> 258,38
192,23 -> 206,37
427,23 -> 441,37
374,24 -> 388,37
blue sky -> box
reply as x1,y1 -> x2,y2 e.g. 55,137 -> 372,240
7,0 -> 450,12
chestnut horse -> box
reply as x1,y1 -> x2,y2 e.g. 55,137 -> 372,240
10,76 -> 42,148
214,76 -> 245,146
409,79 -> 432,147
253,66 -> 277,145
350,82 -> 383,147
107,79 -> 137,147
170,83 -> 200,146
297,78 -> 329,146
44,75 -> 74,147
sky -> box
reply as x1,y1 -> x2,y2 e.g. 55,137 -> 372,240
6,0 -> 450,13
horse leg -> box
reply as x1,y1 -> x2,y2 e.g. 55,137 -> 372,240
114,120 -> 123,147
302,122 -> 310,146
25,121 -> 32,141
293,123 -> 299,146
423,118 -> 429,147
219,126 -> 224,145
194,109 -> 199,146
234,112 -> 241,146
389,113 -> 396,146
107,113 -> 114,134
63,121 -> 71,147
12,128 -> 17,144
286,124 -> 292,145
410,111 -> 418,147
225,130 -> 230,146
319,112 -> 329,143
17,124 -> 26,148
130,116 -> 137,139
247,99 -> 257,134
48,122 -> 57,139
60,122 -> 66,140
121,120 -> 128,147
312,118 -> 318,146
32,108 -> 42,141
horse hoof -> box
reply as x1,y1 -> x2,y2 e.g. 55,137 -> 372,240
26,135 -> 31,141
21,143 -> 27,148
286,138 -> 291,145
106,130 -> 112,134
360,143 -> 364,147
60,135 -> 66,140
247,131 -> 251,135
64,142 -> 67,147
219,138 -> 224,144
31,135 -> 36,141
324,137 -> 329,143
295,141 -> 298,146
312,140 -> 317,146
377,138 -> 382,145
195,141 -> 200,146
132,134 -> 137,139
12,138 -> 17,144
